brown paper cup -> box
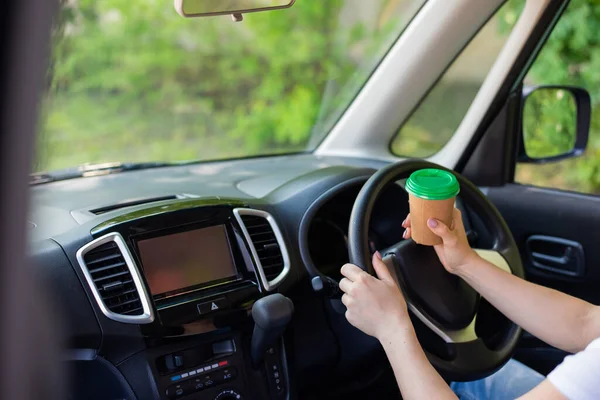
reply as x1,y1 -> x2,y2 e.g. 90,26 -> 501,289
408,194 -> 455,246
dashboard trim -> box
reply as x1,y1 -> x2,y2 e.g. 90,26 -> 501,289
76,232 -> 155,324
90,197 -> 246,235
298,176 -> 370,279
233,208 -> 290,292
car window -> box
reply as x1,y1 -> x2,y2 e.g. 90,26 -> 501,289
514,0 -> 600,195
35,0 -> 426,173
390,0 -> 524,158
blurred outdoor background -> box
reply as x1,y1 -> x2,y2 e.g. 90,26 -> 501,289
37,0 -> 599,195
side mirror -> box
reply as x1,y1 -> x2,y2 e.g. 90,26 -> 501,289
518,85 -> 591,163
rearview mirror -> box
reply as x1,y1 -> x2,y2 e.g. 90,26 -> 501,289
518,85 -> 591,163
174,0 -> 296,19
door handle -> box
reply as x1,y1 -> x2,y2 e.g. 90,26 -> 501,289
531,246 -> 573,266
525,235 -> 585,277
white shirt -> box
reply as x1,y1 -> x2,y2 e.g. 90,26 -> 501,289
547,337 -> 600,400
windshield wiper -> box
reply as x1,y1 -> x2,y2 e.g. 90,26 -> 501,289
30,161 -> 174,185
77,161 -> 173,176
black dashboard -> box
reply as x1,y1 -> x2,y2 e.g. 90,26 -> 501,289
29,154 -> 410,400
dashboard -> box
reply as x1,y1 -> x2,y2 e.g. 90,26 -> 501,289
29,154 -> 409,400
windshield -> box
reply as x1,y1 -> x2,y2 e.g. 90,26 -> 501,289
36,0 -> 426,173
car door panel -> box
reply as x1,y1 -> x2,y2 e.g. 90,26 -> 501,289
486,183 -> 600,289
485,183 -> 600,374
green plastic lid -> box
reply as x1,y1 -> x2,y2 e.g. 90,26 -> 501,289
405,169 -> 460,200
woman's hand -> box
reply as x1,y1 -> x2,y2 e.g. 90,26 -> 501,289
402,208 -> 478,274
339,252 -> 412,341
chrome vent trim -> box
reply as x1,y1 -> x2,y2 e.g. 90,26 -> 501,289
76,232 -> 154,324
233,208 -> 291,291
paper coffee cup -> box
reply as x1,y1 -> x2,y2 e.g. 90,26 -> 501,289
405,169 -> 460,246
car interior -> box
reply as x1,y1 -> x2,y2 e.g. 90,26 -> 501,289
2,0 -> 599,399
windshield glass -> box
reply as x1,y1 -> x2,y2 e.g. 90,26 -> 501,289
36,0 -> 426,173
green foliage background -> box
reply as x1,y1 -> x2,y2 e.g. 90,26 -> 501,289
522,88 -> 576,159
37,0 -> 600,195
37,0 -> 411,171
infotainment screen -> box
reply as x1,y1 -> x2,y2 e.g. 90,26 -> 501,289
137,225 -> 238,296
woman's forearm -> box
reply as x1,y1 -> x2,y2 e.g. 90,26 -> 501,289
379,325 -> 457,400
457,255 -> 599,353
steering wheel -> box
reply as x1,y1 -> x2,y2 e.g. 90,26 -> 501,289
348,160 -> 523,382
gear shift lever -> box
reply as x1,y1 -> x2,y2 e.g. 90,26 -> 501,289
250,293 -> 294,369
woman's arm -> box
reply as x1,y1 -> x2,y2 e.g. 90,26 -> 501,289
518,381 -> 566,400
338,251 -> 574,400
457,255 -> 600,353
379,323 -> 457,400
338,209 -> 600,399
339,254 -> 457,400
406,210 -> 600,353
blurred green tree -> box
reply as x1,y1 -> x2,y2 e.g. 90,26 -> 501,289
38,0 -> 407,171
40,0 -> 599,196
522,88 -> 576,159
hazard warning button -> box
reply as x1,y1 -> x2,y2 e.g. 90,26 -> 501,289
197,297 -> 229,315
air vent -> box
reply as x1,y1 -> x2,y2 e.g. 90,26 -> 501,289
234,208 -> 290,291
241,216 -> 284,279
76,233 -> 153,324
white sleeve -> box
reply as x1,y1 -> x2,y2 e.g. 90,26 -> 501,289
547,338 -> 600,400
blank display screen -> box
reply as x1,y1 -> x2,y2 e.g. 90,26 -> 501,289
138,225 -> 237,296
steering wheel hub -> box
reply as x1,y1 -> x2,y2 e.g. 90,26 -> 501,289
389,241 -> 478,330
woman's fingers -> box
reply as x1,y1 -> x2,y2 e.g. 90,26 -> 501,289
403,227 -> 412,239
402,214 -> 411,228
341,293 -> 351,307
341,263 -> 367,282
372,252 -> 394,284
339,277 -> 352,294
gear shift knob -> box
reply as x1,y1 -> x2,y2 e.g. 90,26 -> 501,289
250,294 -> 294,368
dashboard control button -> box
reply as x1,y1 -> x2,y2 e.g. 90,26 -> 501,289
165,353 -> 184,371
166,381 -> 191,399
189,377 -> 205,392
174,355 -> 184,367
197,297 -> 229,315
204,374 -> 216,388
215,367 -> 237,384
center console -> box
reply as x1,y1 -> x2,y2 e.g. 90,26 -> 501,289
76,199 -> 293,400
